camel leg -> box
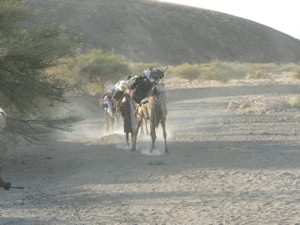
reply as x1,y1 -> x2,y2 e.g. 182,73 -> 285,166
139,119 -> 149,136
131,116 -> 143,151
150,122 -> 156,153
126,132 -> 133,147
140,120 -> 145,136
145,118 -> 149,135
130,132 -> 133,146
160,120 -> 168,154
126,132 -> 129,146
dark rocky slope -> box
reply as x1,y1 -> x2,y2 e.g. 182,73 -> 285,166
31,0 -> 300,64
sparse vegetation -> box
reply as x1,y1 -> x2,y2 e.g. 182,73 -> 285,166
0,0 -> 82,131
80,50 -> 130,87
289,96 -> 300,108
246,70 -> 265,79
48,58 -> 300,99
2,0 -> 300,133
201,61 -> 245,82
293,68 -> 300,79
49,50 -> 131,95
172,63 -> 201,83
170,61 -> 300,83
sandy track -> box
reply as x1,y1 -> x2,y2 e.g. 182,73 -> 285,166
1,84 -> 300,224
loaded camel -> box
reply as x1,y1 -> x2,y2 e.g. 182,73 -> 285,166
115,90 -> 149,146
103,67 -> 167,149
126,84 -> 168,154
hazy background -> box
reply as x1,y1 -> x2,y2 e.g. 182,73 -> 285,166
157,0 -> 300,39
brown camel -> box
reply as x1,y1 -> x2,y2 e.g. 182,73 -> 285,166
119,92 -> 149,146
130,85 -> 168,154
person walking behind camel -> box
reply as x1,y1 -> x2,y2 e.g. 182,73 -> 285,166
121,94 -> 136,146
101,94 -> 114,133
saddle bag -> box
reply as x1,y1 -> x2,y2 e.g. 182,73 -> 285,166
113,90 -> 124,101
131,76 -> 152,103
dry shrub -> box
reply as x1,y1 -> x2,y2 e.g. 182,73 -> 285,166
227,96 -> 290,113
172,63 -> 201,82
289,96 -> 300,108
202,61 -> 245,82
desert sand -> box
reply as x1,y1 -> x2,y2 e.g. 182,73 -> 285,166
1,77 -> 300,224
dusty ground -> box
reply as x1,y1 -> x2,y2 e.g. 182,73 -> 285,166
1,77 -> 300,224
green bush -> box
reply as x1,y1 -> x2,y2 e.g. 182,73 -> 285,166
0,0 -> 82,117
49,49 -> 131,95
80,49 -> 131,86
172,63 -> 201,82
247,70 -> 265,79
293,68 -> 300,79
202,60 -> 245,82
289,96 -> 300,108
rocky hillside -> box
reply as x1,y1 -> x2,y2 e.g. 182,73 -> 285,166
30,0 -> 300,64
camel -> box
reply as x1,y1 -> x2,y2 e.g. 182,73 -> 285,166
130,85 -> 168,154
118,92 -> 150,147
140,117 -> 149,136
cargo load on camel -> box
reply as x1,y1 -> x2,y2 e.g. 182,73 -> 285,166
143,68 -> 165,83
129,75 -> 153,104
129,68 -> 166,104
113,80 -> 128,101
